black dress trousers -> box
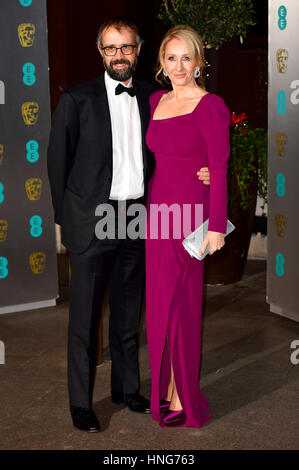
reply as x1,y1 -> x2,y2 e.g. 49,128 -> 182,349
68,198 -> 145,408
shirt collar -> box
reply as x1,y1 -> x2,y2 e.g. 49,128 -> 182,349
104,71 -> 133,95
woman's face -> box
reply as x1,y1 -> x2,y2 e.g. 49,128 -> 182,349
163,38 -> 197,88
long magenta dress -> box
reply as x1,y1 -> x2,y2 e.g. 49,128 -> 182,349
145,90 -> 230,427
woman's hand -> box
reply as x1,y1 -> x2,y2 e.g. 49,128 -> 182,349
197,167 -> 210,185
199,231 -> 225,256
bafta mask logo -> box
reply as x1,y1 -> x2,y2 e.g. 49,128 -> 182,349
29,252 -> 46,274
275,132 -> 288,157
275,213 -> 287,238
0,145 -> 4,165
25,178 -> 42,200
18,23 -> 36,47
276,49 -> 288,74
0,220 -> 8,242
22,102 -> 39,125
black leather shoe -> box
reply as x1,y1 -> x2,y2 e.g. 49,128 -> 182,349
111,392 -> 151,414
70,406 -> 101,432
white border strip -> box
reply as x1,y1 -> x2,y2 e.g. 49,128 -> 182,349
0,298 -> 56,315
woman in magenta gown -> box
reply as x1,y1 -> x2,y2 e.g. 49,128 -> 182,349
145,26 -> 230,427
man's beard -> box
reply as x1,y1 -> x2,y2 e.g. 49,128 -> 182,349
103,58 -> 137,82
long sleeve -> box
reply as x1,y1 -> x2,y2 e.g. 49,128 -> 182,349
201,95 -> 230,233
47,91 -> 79,225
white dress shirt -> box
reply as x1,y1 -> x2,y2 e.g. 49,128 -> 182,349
104,71 -> 144,200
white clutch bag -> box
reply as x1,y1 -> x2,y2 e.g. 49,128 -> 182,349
182,219 -> 235,261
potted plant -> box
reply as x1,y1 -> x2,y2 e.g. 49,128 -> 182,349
158,0 -> 256,50
204,113 -> 267,284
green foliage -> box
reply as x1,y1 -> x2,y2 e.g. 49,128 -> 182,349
158,0 -> 256,49
229,118 -> 267,214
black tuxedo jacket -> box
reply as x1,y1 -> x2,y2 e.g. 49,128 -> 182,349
47,74 -> 156,253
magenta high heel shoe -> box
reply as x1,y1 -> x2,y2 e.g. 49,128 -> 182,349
163,409 -> 186,426
160,399 -> 170,410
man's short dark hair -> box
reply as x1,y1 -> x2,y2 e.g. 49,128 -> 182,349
96,17 -> 142,47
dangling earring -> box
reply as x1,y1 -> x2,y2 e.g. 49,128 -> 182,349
194,67 -> 201,78
163,68 -> 168,77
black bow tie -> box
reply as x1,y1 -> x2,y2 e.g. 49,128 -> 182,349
115,83 -> 136,97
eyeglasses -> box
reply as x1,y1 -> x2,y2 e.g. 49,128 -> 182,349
101,44 -> 137,56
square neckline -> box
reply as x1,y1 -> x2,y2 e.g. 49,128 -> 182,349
152,91 -> 210,121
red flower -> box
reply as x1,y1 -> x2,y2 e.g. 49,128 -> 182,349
231,112 -> 248,126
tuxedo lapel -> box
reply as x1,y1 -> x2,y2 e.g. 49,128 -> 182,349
94,75 -> 113,175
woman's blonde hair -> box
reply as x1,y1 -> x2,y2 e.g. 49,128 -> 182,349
156,25 -> 206,84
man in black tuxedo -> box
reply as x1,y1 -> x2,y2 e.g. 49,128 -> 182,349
48,18 -> 155,432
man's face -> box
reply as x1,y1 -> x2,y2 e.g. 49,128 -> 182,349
99,26 -> 141,83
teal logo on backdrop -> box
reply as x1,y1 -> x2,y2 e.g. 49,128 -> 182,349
276,173 -> 286,197
30,215 -> 43,237
277,90 -> 286,115
275,253 -> 285,277
0,257 -> 8,279
19,0 -> 33,6
278,5 -> 287,30
0,182 -> 4,204
23,62 -> 36,86
26,140 -> 39,163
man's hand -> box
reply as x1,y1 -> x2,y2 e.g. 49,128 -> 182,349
197,167 -> 210,185
199,231 -> 225,256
